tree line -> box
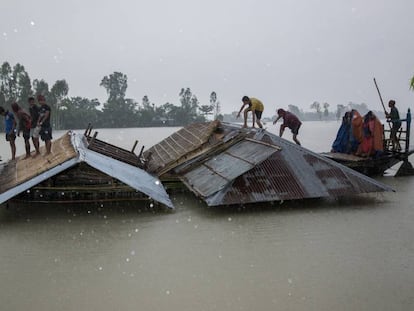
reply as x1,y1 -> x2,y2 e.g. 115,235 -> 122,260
0,61 -> 222,130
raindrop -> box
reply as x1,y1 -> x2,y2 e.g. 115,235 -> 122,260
126,258 -> 130,262
30,21 -> 35,26
166,290 -> 171,295
135,228 -> 139,232
130,250 -> 136,256
149,203 -> 154,208
228,217 -> 232,222
98,266 -> 103,271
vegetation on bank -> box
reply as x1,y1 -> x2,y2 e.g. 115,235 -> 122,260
0,61 -> 222,130
1,61 -> 412,130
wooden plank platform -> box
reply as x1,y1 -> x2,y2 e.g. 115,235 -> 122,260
0,132 -> 77,193
321,152 -> 366,162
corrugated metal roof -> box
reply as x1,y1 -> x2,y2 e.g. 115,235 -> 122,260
155,122 -> 393,206
202,128 -> 393,206
179,139 -> 280,197
74,133 -> 174,209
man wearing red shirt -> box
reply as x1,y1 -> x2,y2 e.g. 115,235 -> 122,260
273,108 -> 302,145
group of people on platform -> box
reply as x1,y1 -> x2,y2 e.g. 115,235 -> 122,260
331,100 -> 401,157
0,95 -> 52,161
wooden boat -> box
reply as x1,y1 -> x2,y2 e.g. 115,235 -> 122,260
322,109 -> 414,176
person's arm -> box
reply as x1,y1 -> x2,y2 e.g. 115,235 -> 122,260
279,124 -> 285,137
237,103 -> 246,118
273,116 -> 281,125
38,110 -> 50,126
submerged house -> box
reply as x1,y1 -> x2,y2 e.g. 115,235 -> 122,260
0,121 -> 393,208
0,131 -> 173,208
143,121 -> 393,206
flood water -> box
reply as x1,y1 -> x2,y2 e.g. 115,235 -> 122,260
1,121 -> 413,311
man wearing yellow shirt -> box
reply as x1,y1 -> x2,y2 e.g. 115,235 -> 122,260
237,96 -> 264,128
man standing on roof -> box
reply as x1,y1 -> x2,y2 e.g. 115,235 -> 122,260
28,97 -> 41,156
37,95 -> 52,155
11,102 -> 32,159
0,106 -> 17,160
237,96 -> 264,129
385,99 -> 401,151
273,108 -> 302,145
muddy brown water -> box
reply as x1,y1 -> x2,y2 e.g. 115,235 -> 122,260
1,122 -> 413,311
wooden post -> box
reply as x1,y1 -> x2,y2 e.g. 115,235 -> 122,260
87,125 -> 93,137
89,131 -> 98,147
406,109 -> 411,154
131,140 -> 138,153
138,146 -> 145,159
84,123 -> 91,136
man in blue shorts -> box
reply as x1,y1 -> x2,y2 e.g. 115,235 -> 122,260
0,106 -> 17,160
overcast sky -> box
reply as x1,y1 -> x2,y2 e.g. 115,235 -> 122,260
1,0 -> 413,116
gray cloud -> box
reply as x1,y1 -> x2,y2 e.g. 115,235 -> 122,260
1,0 -> 413,115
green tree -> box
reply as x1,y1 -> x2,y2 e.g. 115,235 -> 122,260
178,88 -> 199,125
50,80 -> 69,129
33,79 -> 50,99
0,62 -> 13,105
100,72 -> 137,127
11,63 -> 32,106
336,104 -> 346,120
210,91 -> 220,119
61,97 -> 102,129
310,101 -> 322,119
323,102 -> 330,118
199,104 -> 214,116
138,95 -> 156,126
410,75 -> 414,91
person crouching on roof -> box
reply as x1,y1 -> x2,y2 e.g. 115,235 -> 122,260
11,102 -> 32,159
273,108 -> 302,145
236,96 -> 264,129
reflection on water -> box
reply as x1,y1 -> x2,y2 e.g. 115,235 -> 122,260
1,123 -> 414,311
